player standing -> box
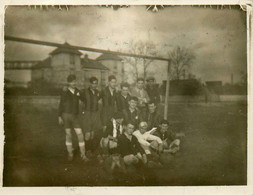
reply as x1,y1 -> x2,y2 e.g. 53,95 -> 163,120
58,74 -> 88,161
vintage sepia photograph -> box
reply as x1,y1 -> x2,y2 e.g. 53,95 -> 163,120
3,5 -> 247,187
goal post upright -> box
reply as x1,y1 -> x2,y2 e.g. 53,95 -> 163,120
164,60 -> 171,120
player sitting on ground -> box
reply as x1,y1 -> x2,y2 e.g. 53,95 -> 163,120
118,122 -> 147,166
153,119 -> 180,154
133,121 -> 163,155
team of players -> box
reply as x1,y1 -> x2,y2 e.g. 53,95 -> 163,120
58,74 -> 181,168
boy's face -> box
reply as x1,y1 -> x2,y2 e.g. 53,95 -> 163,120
90,81 -> 98,90
148,103 -> 156,113
69,80 -> 76,88
136,80 -> 144,89
109,79 -> 117,89
125,124 -> 135,135
160,124 -> 169,133
147,80 -> 154,86
121,86 -> 129,96
139,122 -> 148,134
129,100 -> 137,109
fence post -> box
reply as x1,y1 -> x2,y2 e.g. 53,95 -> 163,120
164,60 -> 171,120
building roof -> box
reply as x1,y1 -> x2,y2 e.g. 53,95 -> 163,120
32,57 -> 51,69
49,42 -> 82,56
32,55 -> 109,71
81,56 -> 109,70
96,53 -> 122,61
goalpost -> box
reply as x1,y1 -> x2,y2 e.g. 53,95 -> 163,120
5,35 -> 171,120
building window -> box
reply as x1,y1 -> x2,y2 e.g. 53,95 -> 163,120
70,54 -> 75,65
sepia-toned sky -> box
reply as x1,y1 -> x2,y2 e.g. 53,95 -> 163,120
4,6 -> 247,83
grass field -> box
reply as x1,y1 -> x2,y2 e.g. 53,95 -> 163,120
3,100 -> 247,186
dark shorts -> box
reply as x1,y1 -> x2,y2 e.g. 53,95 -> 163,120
79,111 -> 101,132
62,113 -> 81,129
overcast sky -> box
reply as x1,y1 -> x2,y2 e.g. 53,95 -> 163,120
4,6 -> 247,83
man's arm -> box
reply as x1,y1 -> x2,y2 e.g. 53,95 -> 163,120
58,90 -> 66,117
147,127 -> 157,135
78,89 -> 86,102
58,91 -> 66,124
133,131 -> 151,147
146,133 -> 163,144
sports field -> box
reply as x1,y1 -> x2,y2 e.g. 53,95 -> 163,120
3,100 -> 247,186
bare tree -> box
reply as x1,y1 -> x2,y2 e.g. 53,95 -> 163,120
123,40 -> 157,81
168,46 -> 195,80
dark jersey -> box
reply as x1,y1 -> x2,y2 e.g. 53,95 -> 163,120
58,88 -> 80,116
118,133 -> 145,156
80,88 -> 101,112
116,93 -> 131,112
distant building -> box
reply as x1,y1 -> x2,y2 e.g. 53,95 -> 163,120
96,53 -> 124,84
32,42 -> 109,89
5,60 -> 40,88
5,43 -> 123,90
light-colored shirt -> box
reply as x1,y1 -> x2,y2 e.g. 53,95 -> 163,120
133,128 -> 162,147
131,87 -> 150,106
112,119 -> 123,138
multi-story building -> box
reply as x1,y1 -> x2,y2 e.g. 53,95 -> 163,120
32,42 -> 109,89
5,42 -> 124,90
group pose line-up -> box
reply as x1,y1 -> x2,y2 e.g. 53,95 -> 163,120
58,74 -> 181,169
